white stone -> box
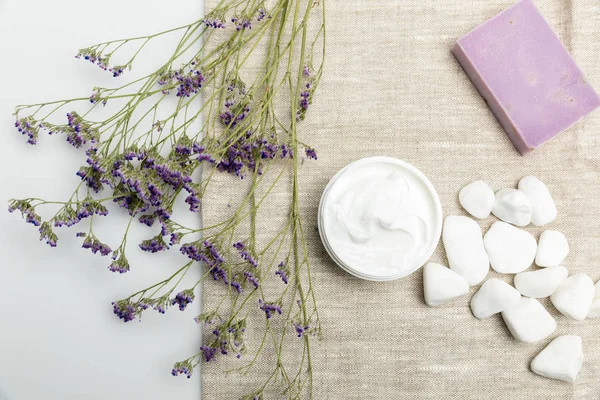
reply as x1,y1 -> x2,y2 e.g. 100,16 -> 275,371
423,262 -> 470,307
530,335 -> 583,383
588,281 -> 600,318
536,230 -> 569,267
459,180 -> 495,219
501,297 -> 556,343
551,273 -> 595,321
518,175 -> 558,226
483,221 -> 537,274
470,278 -> 521,319
514,266 -> 568,298
442,216 -> 489,286
492,189 -> 532,227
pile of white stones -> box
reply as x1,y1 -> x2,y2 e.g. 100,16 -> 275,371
423,176 -> 600,383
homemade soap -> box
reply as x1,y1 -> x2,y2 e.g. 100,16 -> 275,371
452,0 -> 600,155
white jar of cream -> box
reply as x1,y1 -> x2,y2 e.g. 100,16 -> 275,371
318,157 -> 443,281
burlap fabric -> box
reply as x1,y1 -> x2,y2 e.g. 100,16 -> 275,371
202,1 -> 600,398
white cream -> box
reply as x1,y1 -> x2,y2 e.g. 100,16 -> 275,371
318,157 -> 442,280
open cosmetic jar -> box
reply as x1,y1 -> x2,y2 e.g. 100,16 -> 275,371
318,157 -> 443,281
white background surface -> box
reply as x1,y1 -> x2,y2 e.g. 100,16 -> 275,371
0,1 -> 204,399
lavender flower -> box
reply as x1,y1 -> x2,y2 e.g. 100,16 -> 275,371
76,48 -> 110,71
139,235 -> 168,253
257,8 -> 269,22
171,289 -> 195,311
303,65 -> 312,78
214,130 -> 290,179
64,112 -> 99,149
180,242 -> 202,262
181,241 -> 224,269
234,242 -> 259,267
169,232 -> 182,246
8,200 -> 41,226
155,207 -> 171,222
108,253 -> 130,274
109,65 -> 125,78
171,360 -> 194,379
203,15 -> 226,29
15,116 -> 40,145
243,271 -> 260,289
160,222 -> 172,237
76,198 -> 109,220
185,192 -> 200,212
219,101 -> 250,128
293,322 -> 310,338
89,90 -> 101,104
174,143 -> 192,156
53,207 -> 80,227
200,345 -> 218,362
275,261 -> 289,284
82,235 -> 112,256
205,241 -> 224,263
175,70 -> 205,98
258,300 -> 282,319
297,69 -> 314,120
112,300 -> 141,322
39,222 -> 58,247
139,214 -> 156,227
231,281 -> 243,293
197,153 -> 214,163
305,147 -> 318,160
232,16 -> 252,31
76,167 -> 103,193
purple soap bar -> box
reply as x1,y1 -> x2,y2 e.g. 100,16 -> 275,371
452,0 -> 600,155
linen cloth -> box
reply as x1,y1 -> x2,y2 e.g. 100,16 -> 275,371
202,0 -> 600,398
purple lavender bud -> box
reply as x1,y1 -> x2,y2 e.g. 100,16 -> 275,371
231,281 -> 243,293
108,254 -> 130,274
275,269 -> 289,284
155,208 -> 171,221
169,232 -> 182,246
138,214 -> 155,227
192,143 -> 205,154
257,8 -> 268,21
112,300 -> 138,322
200,345 -> 217,362
185,193 -> 200,212
139,236 -> 167,253
171,290 -> 195,311
259,299 -> 283,319
305,148 -> 318,160
243,271 -> 260,289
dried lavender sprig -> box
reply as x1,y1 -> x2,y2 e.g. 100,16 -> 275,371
9,0 -> 325,397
